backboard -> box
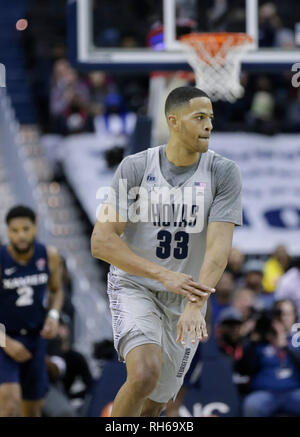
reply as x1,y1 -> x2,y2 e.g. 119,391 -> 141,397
68,0 -> 300,72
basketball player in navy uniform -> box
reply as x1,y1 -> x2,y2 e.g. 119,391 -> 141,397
91,87 -> 242,416
0,206 -> 64,417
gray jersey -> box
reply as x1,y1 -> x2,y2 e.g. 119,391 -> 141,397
107,145 -> 242,291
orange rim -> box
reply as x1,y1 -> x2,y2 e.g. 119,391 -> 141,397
180,32 -> 253,59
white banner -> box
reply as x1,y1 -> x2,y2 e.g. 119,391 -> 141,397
210,133 -> 300,255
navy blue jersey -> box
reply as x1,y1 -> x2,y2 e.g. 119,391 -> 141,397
0,241 -> 50,334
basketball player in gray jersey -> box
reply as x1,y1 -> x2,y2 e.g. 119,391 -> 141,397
91,87 -> 242,417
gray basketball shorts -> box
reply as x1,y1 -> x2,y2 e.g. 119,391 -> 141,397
107,272 -> 207,404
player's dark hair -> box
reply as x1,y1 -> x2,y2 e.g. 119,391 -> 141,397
165,86 -> 210,115
5,205 -> 36,225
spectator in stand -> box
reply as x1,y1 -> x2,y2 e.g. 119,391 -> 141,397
258,1 -> 296,49
50,60 -> 90,118
50,59 -> 93,135
242,259 -> 274,310
49,59 -> 71,116
248,76 -> 276,135
88,71 -> 112,118
274,299 -> 298,336
242,259 -> 264,294
227,247 -> 245,285
271,16 -> 296,48
210,270 -> 235,328
93,91 -> 136,151
236,304 -> 300,417
50,60 -> 92,135
285,89 -> 300,133
233,288 -> 255,320
214,306 -> 254,399
68,100 -> 94,135
259,2 -> 278,47
44,315 -> 93,417
88,71 -> 109,100
215,307 -> 244,361
53,93 -> 95,136
275,258 -> 300,322
232,288 -> 257,338
263,245 -> 290,293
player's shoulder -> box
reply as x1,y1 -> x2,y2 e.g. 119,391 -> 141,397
211,150 -> 241,174
120,148 -> 149,168
116,147 -> 159,180
120,145 -> 161,166
46,245 -> 60,262
45,246 -> 62,274
115,149 -> 148,179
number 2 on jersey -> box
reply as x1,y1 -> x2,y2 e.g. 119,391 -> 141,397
156,230 -> 189,260
16,286 -> 34,307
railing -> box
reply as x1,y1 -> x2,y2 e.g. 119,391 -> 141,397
0,87 -> 36,209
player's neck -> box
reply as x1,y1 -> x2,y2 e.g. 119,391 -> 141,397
165,141 -> 200,167
7,244 -> 35,265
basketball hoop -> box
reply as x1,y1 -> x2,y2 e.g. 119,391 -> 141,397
179,32 -> 254,102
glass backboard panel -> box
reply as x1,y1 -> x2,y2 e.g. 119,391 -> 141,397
68,0 -> 300,72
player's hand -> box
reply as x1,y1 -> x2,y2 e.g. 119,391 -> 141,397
176,303 -> 208,345
188,287 -> 216,311
157,270 -> 215,303
40,316 -> 59,339
5,338 -> 32,363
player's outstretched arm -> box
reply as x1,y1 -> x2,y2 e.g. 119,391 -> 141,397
91,204 -> 214,302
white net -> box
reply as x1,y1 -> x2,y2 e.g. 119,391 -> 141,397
179,33 -> 254,102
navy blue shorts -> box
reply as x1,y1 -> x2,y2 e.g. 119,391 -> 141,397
0,332 -> 49,400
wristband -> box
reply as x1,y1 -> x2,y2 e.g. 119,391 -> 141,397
48,309 -> 60,321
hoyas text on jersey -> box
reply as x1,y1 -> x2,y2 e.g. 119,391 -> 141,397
152,203 -> 199,227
